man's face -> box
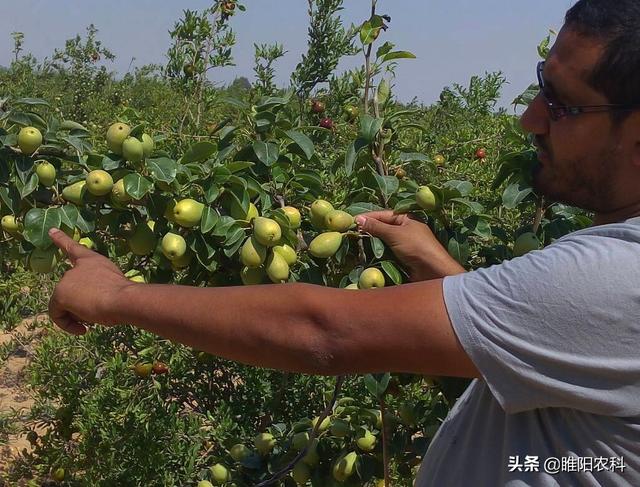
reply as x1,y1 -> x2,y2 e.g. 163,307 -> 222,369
520,27 -> 627,213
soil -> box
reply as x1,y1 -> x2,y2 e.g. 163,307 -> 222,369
0,314 -> 49,475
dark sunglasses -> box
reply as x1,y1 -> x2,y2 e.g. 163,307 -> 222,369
536,61 -> 639,121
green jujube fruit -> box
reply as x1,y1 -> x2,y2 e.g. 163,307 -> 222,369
273,243 -> 297,265
106,122 -> 131,154
513,232 -> 541,257
161,232 -> 187,261
416,186 -> 437,211
29,248 -> 58,274
241,266 -> 266,285
309,199 -> 333,229
128,222 -> 156,255
265,251 -> 290,283
332,451 -> 357,482
240,236 -> 267,267
122,136 -> 144,163
253,217 -> 281,247
324,209 -> 354,232
309,232 -> 343,258
62,181 -> 87,205
141,133 -> 154,158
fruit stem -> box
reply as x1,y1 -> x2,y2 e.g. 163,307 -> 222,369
532,196 -> 545,234
357,238 -> 367,265
362,0 -> 377,115
380,396 -> 391,487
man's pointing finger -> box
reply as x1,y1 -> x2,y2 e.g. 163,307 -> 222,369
48,228 -> 95,264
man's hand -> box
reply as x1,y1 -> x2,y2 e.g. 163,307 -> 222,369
47,228 -> 133,335
355,210 -> 466,281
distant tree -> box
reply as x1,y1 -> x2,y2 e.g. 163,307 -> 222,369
230,76 -> 251,91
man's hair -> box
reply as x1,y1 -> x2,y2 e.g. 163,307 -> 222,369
565,0 -> 640,120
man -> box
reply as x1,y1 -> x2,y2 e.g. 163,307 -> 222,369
47,0 -> 640,485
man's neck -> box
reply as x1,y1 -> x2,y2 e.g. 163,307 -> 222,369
593,207 -> 640,226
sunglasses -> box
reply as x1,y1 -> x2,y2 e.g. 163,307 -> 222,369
536,61 -> 639,121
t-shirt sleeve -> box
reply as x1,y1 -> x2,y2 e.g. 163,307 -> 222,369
443,234 -> 640,416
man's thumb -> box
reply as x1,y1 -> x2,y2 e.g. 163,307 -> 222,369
355,215 -> 392,238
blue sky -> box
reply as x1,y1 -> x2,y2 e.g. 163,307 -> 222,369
0,0 -> 574,110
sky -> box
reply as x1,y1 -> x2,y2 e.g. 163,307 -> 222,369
0,0 -> 575,111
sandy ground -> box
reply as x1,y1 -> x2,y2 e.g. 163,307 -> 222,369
0,314 -> 49,475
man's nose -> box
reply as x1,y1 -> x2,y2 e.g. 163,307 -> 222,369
520,92 -> 550,136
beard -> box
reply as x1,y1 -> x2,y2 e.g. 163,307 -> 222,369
531,150 -> 617,213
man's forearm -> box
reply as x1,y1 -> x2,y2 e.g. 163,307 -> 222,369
112,282 -> 332,374
412,251 -> 467,282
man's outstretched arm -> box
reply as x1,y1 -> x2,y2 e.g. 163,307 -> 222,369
48,228 -> 480,379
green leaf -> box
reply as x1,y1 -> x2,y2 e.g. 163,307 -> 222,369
59,135 -> 88,155
23,207 -> 62,249
393,198 -> 418,213
218,125 -> 238,143
20,173 -> 38,199
14,98 -> 50,107
8,112 -> 32,127
345,202 -> 384,215
59,120 -> 88,132
360,15 -> 384,45
123,173 -> 153,200
448,235 -> 470,265
226,185 -> 250,216
373,173 -> 399,198
285,130 -> 314,160
147,157 -> 178,183
221,96 -> 250,110
345,138 -> 368,176
359,115 -> 384,144
381,51 -> 416,62
223,226 -> 246,257
226,161 -> 254,173
293,170 -> 323,194
463,215 -> 492,239
58,205 -> 79,229
204,183 -> 221,204
363,373 -> 391,399
444,180 -> 473,197
200,207 -> 219,234
375,41 -> 394,59
502,182 -> 533,209
253,141 -> 279,166
181,142 -> 217,164
450,198 -> 484,213
376,78 -> 391,106
76,209 -> 96,234
399,152 -> 429,163
255,96 -> 289,111
216,145 -> 235,163
380,261 -> 403,285
213,166 -> 233,185
255,112 -> 275,132
0,186 -> 21,213
212,215 -> 237,237
102,154 -> 122,171
370,237 -> 385,259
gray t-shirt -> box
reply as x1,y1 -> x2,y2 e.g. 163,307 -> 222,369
415,217 -> 640,487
